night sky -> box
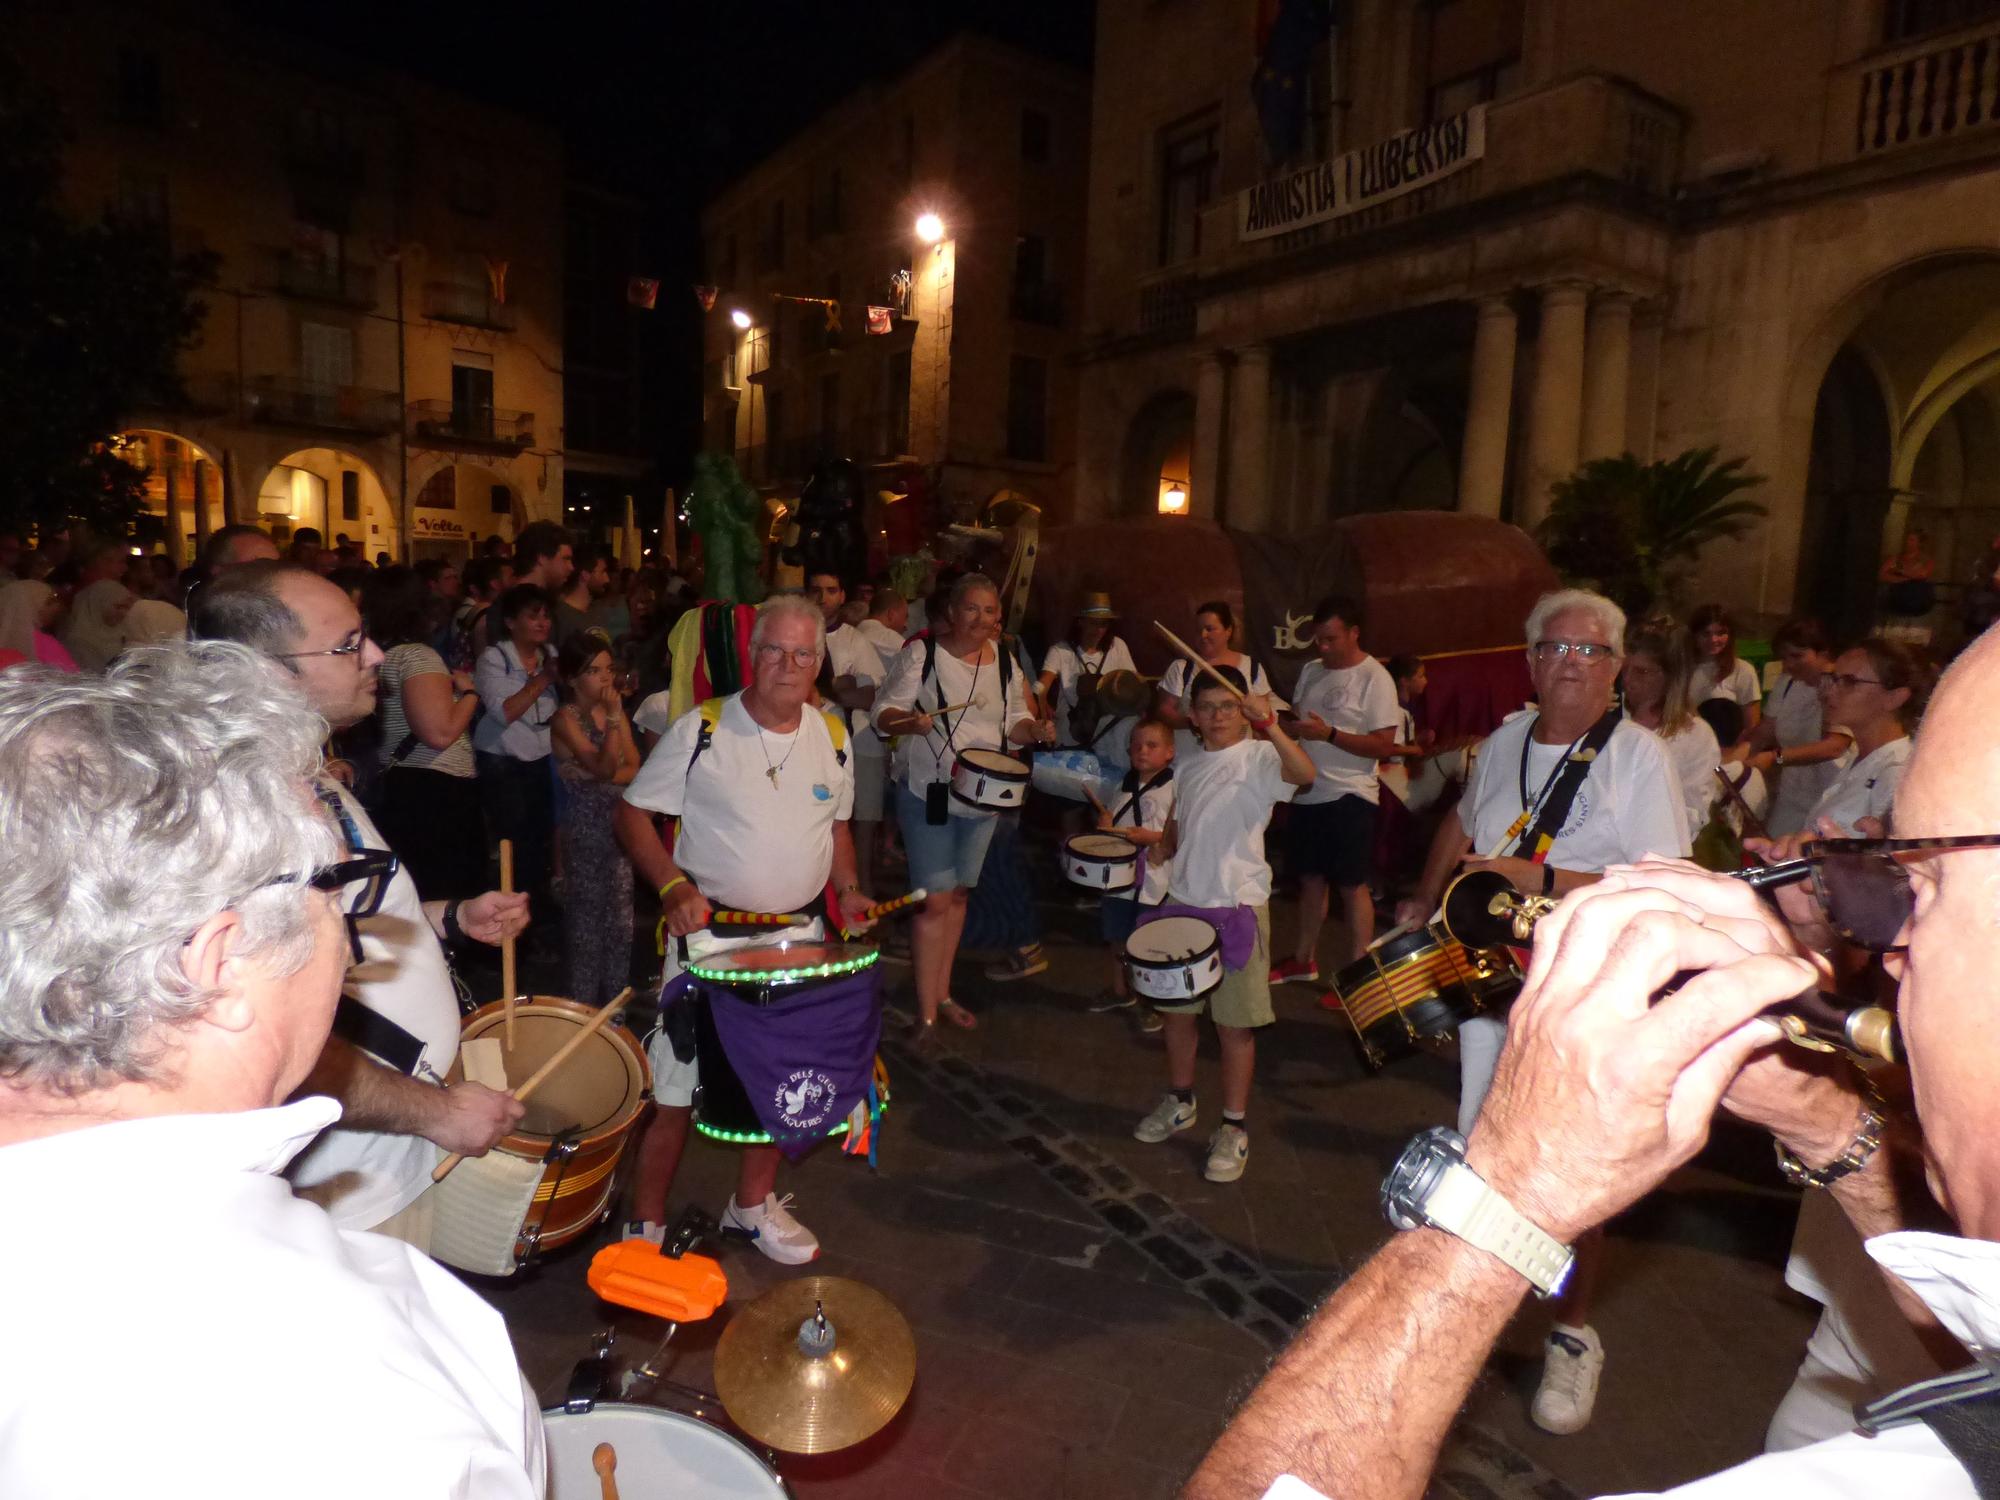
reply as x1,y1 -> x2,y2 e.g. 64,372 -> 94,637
236,0 -> 1096,494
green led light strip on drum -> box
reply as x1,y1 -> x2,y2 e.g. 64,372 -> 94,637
685,950 -> 880,985
692,1098 -> 892,1147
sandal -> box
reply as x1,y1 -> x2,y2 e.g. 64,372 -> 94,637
938,997 -> 980,1030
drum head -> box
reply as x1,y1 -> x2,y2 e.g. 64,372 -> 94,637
1126,916 -> 1216,961
1066,833 -> 1136,860
542,1404 -> 784,1499
690,942 -> 880,983
461,998 -> 646,1145
958,748 -> 1026,775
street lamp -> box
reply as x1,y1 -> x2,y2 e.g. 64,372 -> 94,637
1159,482 -> 1189,516
730,308 -> 752,330
915,211 -> 945,245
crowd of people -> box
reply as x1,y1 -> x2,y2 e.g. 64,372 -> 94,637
5,506 -> 1999,1499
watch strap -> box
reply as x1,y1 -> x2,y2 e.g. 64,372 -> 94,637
1424,1161 -> 1574,1297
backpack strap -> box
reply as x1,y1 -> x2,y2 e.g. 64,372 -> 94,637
821,705 -> 849,767
685,696 -> 725,777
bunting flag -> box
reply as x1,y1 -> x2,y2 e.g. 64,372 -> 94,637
1251,0 -> 1332,165
692,283 -> 717,311
866,305 -> 893,335
484,256 -> 510,304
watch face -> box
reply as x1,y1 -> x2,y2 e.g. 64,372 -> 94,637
1381,1126 -> 1465,1231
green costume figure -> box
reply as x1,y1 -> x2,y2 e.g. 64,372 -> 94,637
686,452 -> 765,605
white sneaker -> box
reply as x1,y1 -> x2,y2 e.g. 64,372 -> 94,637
1133,1093 -> 1197,1143
1531,1324 -> 1604,1434
720,1193 -> 821,1265
621,1219 -> 665,1246
1204,1123 -> 1250,1182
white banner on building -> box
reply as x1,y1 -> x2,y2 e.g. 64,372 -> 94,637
1238,105 -> 1487,243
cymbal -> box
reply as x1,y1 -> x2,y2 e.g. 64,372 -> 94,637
713,1276 -> 916,1454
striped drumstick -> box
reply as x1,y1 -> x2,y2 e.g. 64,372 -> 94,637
708,909 -> 815,928
839,887 -> 929,939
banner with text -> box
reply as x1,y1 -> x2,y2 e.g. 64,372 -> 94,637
1238,105 -> 1487,243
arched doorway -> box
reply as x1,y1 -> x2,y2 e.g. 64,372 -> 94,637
258,448 -> 396,561
1352,357 -> 1466,517
112,429 -> 225,564
1800,348 -> 1894,641
1119,390 -> 1195,516
410,461 -> 520,561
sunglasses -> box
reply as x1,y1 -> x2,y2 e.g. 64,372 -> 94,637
306,852 -> 400,964
1743,835 -> 2000,950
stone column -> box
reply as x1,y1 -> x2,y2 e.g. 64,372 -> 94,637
1457,296 -> 1517,517
1226,344 -> 1274,530
164,456 -> 186,567
1580,293 -> 1634,461
1523,282 -> 1589,530
1625,304 -> 1664,463
1191,351 -> 1228,521
193,458 -> 215,550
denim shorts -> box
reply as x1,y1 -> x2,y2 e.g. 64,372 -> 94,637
1099,894 -> 1155,947
895,783 -> 999,892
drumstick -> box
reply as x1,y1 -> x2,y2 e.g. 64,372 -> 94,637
1081,783 -> 1108,817
432,986 -> 634,1183
1152,622 -> 1251,706
852,888 -> 929,924
929,699 -> 978,717
1713,764 -> 1773,845
592,1443 -> 620,1500
709,909 -> 814,928
499,839 -> 516,1050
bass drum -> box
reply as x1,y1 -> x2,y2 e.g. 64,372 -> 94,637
1325,924 -> 1521,1069
543,1403 -> 791,1499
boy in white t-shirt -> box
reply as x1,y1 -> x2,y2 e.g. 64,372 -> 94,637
1085,719 -> 1175,1029
1132,667 -> 1315,1184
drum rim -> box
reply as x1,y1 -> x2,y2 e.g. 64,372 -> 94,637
538,1401 -> 786,1489
956,748 -> 1029,776
1124,916 -> 1220,967
461,996 -> 650,1153
686,943 -> 882,986
1064,833 -> 1139,861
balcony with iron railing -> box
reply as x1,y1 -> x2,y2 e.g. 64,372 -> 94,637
407,400 -> 536,451
1826,14 -> 2000,161
424,280 -> 517,332
262,247 -> 378,309
131,370 -> 239,417
242,376 -> 399,436
737,410 -> 913,484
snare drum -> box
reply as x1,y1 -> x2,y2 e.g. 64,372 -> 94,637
1325,925 -> 1521,1069
543,1403 -> 790,1499
1030,747 -> 1105,802
950,748 -> 1030,810
430,997 -> 650,1277
1124,916 -> 1224,1003
1062,832 -> 1138,891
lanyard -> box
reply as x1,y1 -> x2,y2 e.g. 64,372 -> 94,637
1507,715 -> 1591,843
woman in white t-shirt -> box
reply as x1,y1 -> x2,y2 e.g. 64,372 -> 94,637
1621,624 -> 1720,844
1153,601 -> 1272,759
1688,603 -> 1762,736
1805,638 -> 1928,836
1748,619 -> 1853,838
875,574 -> 1054,1035
1039,593 -> 1138,743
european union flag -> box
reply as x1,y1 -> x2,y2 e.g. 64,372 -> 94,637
1252,0 -> 1335,166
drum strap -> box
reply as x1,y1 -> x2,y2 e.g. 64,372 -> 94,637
332,994 -> 427,1076
1505,709 -> 1622,862
1112,767 -> 1174,827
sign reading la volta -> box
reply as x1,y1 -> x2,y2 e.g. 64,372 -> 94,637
1238,105 -> 1487,243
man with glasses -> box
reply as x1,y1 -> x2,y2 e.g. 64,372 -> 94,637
191,561 -> 528,1246
616,594 -> 876,1262
1394,588 -> 1688,1434
0,643 -> 541,1494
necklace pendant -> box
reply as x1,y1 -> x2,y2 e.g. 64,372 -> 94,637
766,766 -> 781,788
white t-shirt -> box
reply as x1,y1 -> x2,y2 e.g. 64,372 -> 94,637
0,1100 -> 546,1499
1041,637 -> 1139,729
873,636 -> 1033,813
1692,656 -> 1762,709
826,621 -> 887,758
289,779 -> 459,1230
1766,672 -> 1852,838
1460,711 -> 1690,870
1166,737 -> 1296,908
1087,768 -> 1176,905
1657,715 -> 1724,843
625,694 -> 854,913
856,617 -> 908,659
1161,652 -> 1274,759
1289,655 -> 1401,806
1807,737 -> 1912,837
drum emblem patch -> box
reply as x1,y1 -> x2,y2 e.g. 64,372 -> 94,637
775,1068 -> 840,1131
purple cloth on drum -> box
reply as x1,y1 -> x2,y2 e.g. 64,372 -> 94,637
1148,901 -> 1256,971
705,969 -> 884,1158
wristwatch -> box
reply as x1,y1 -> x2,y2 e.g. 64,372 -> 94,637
1381,1127 -> 1575,1297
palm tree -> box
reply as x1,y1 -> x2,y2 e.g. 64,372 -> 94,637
1535,446 -> 1767,617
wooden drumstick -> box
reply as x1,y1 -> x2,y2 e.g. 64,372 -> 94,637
1152,621 -> 1252,707
499,839 -> 516,1050
432,986 -> 633,1183
592,1443 -> 619,1500
1081,782 -> 1108,817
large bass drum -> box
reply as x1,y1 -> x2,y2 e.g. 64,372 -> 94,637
1325,924 -> 1521,1069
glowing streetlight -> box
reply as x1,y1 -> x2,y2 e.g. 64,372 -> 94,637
915,211 -> 945,245
1159,482 -> 1189,516
730,308 -> 752,330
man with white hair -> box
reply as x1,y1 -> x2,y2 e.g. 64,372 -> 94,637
615,594 -> 877,1261
1394,587 -> 1688,1433
0,645 -> 542,1496
190,561 -> 528,1244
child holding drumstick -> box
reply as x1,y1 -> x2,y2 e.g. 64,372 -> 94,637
1086,718 -> 1176,1030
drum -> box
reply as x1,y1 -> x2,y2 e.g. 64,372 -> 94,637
1030,746 -> 1106,802
543,1404 -> 790,1499
950,748 -> 1030,810
1123,916 -> 1224,1003
430,996 -> 649,1277
1326,924 -> 1521,1069
1062,832 -> 1138,891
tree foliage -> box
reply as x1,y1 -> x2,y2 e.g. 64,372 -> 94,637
0,72 -> 215,538
1535,447 -> 1769,618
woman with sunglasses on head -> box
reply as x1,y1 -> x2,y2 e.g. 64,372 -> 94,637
1689,602 -> 1763,739
1807,638 -> 1930,838
1622,625 -> 1722,844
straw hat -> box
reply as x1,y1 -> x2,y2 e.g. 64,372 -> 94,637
1091,669 -> 1151,716
1075,591 -> 1118,620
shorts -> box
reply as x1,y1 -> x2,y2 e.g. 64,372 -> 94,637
1286,794 -> 1377,887
851,751 -> 887,823
894,783 -> 998,892
1150,905 -> 1274,1029
1099,894 -> 1157,947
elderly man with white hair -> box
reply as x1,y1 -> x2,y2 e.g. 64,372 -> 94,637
615,594 -> 877,1262
1395,587 -> 1689,1433
0,644 -> 542,1497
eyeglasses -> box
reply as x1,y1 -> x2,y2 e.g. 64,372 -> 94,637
302,852 -> 400,964
754,644 -> 820,669
1824,673 -> 1884,691
1191,699 -> 1244,716
276,633 -> 371,662
1533,640 -> 1618,662
1748,835 -> 2000,950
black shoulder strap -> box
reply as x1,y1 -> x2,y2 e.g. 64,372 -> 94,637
1112,767 -> 1173,827
1508,708 -> 1623,860
331,994 -> 426,1076
1860,1365 -> 2000,1497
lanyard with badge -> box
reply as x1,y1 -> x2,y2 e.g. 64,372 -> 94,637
1501,709 -> 1622,863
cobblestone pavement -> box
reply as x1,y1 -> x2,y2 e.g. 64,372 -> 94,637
472,886 -> 1816,1500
